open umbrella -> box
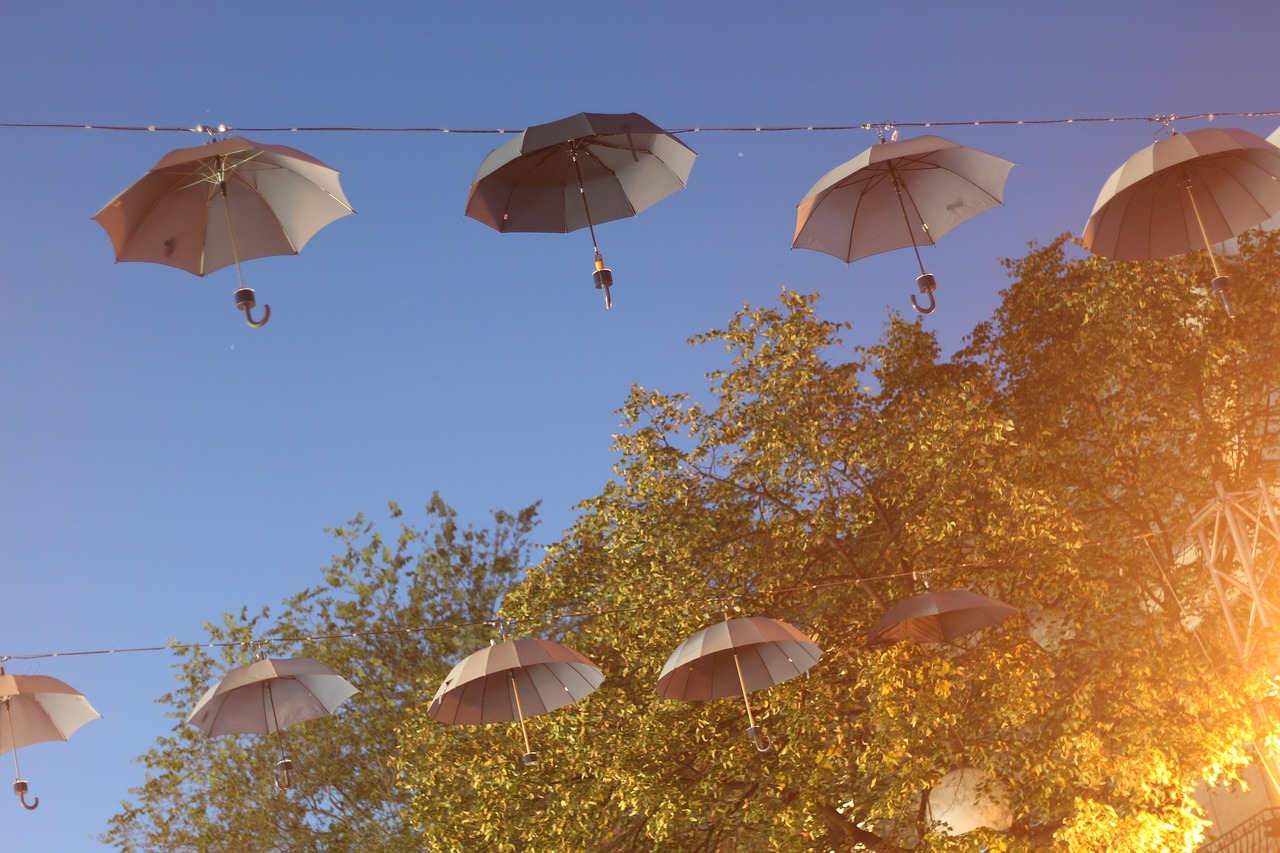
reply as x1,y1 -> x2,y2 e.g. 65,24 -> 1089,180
187,656 -> 359,790
0,668 -> 102,810
656,616 -> 822,752
465,111 -> 696,309
792,133 -> 1015,314
429,637 -> 603,765
94,135 -> 355,327
1082,126 -> 1280,317
866,589 -> 1017,646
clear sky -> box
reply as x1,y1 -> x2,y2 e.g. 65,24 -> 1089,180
2,1 -> 1279,847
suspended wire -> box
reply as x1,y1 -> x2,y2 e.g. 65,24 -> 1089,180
1,111 -> 1278,136
0,528 -> 1161,665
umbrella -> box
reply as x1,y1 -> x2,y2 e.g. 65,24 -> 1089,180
429,637 -> 604,765
465,111 -> 696,309
792,133 -> 1015,314
866,589 -> 1017,646
187,656 -> 359,790
94,135 -> 355,327
0,668 -> 102,810
655,616 -> 822,751
1082,126 -> 1280,317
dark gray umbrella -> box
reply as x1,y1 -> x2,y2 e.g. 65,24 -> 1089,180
866,590 -> 1017,646
465,112 -> 696,309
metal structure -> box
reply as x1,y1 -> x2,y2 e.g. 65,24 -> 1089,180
1189,482 -> 1280,662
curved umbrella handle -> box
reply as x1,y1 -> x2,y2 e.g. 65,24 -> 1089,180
911,273 -> 937,315
243,303 -> 271,328
746,725 -> 773,752
14,780 -> 38,810
275,758 -> 294,792
1212,275 -> 1235,318
234,287 -> 271,328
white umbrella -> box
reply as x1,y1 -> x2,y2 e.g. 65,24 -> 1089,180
1082,126 -> 1280,316
94,135 -> 355,326
187,657 -> 358,790
0,669 -> 102,810
793,134 -> 1015,314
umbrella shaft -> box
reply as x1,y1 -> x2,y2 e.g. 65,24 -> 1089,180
1183,180 -> 1223,277
510,672 -> 533,756
731,653 -> 757,729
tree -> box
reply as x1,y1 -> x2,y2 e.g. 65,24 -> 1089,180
395,233 -> 1280,851
103,494 -> 538,852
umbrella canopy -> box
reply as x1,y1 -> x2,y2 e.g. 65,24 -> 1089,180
1082,126 -> 1280,316
0,670 -> 102,810
429,637 -> 603,765
464,111 -> 696,308
93,135 -> 354,326
866,589 -> 1018,646
187,656 -> 358,790
792,134 -> 1015,314
656,616 -> 822,751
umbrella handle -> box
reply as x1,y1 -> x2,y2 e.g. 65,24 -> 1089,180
234,287 -> 271,328
14,780 -> 38,810
746,725 -> 773,753
911,273 -> 937,315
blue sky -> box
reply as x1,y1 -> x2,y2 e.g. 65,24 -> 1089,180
3,1 -> 1279,847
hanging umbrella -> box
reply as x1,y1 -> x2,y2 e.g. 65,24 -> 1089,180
655,616 -> 822,752
866,589 -> 1017,646
187,656 -> 359,790
94,135 -> 355,327
1082,126 -> 1280,317
464,111 -> 696,309
792,133 -> 1015,314
428,637 -> 604,765
0,668 -> 102,810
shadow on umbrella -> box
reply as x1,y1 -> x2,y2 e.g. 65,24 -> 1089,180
865,589 -> 1018,646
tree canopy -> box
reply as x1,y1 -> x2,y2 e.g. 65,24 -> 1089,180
103,495 -> 538,852
109,234 -> 1280,852
396,233 -> 1280,851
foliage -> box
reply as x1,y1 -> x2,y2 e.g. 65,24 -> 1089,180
395,233 -> 1280,851
102,494 -> 538,852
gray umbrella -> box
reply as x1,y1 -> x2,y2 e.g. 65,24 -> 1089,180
866,589 -> 1017,646
1082,126 -> 1280,317
656,616 -> 822,751
429,637 -> 604,765
465,112 -> 696,309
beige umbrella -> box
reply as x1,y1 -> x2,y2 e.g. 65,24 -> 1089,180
465,111 -> 696,309
792,134 -> 1015,314
428,637 -> 604,765
187,656 -> 359,790
0,668 -> 102,810
94,135 -> 355,327
1082,126 -> 1280,317
656,616 -> 822,751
